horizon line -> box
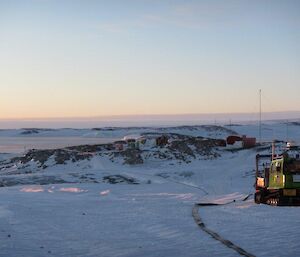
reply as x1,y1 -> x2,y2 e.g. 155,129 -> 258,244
1,110 -> 300,121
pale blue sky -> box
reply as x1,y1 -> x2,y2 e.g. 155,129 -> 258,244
0,0 -> 299,119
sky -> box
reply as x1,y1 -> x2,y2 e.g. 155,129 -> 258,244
0,0 -> 300,121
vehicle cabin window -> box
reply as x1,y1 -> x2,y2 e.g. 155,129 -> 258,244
271,163 -> 276,172
276,161 -> 281,172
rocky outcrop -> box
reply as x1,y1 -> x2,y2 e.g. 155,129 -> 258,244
120,149 -> 144,165
3,134 -> 226,172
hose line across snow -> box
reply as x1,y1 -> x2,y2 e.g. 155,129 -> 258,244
192,198 -> 256,257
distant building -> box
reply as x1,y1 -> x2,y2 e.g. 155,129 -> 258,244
114,140 -> 127,151
241,135 -> 256,148
226,135 -> 256,148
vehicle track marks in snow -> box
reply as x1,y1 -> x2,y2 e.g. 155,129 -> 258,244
127,170 -> 209,196
164,178 -> 209,196
192,202 -> 256,257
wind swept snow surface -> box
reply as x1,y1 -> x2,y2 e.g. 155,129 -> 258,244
0,124 -> 300,257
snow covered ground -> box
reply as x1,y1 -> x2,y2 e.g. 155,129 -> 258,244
0,122 -> 300,257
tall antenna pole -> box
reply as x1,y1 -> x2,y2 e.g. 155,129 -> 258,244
286,120 -> 289,143
259,89 -> 262,144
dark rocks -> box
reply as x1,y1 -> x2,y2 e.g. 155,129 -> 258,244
0,176 -> 67,187
200,125 -> 238,135
20,129 -> 39,135
103,175 -> 139,184
120,149 -> 144,165
12,149 -> 55,166
54,150 -> 72,165
187,138 -> 221,158
289,122 -> 300,126
20,128 -> 55,135
166,137 -> 221,160
3,130 -> 225,172
168,140 -> 195,158
66,144 -> 112,152
11,148 -> 93,167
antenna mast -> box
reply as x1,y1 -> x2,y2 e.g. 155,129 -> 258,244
259,89 -> 262,144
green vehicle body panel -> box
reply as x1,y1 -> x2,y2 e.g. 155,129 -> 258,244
267,157 -> 300,189
268,159 -> 284,189
285,174 -> 300,188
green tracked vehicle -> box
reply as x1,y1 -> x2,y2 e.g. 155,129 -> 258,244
255,147 -> 300,206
